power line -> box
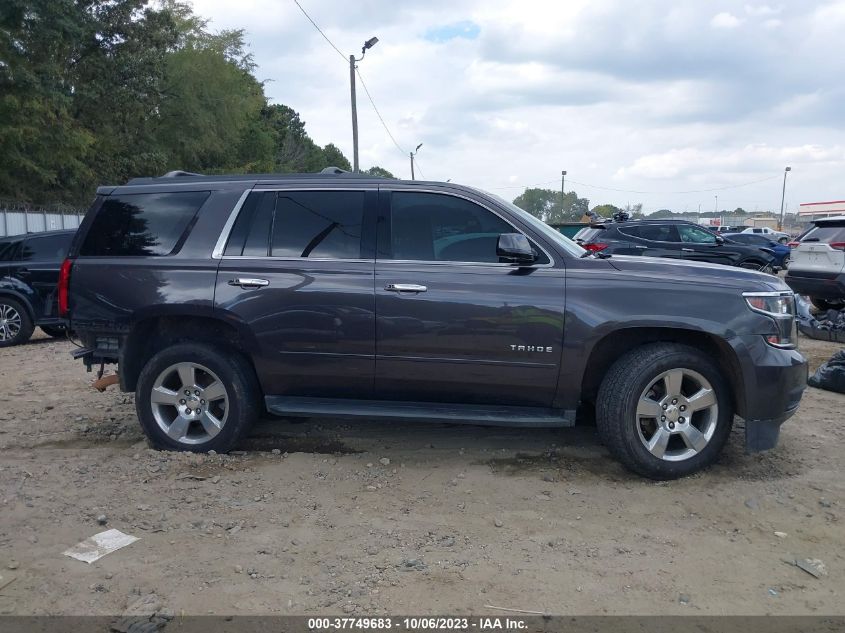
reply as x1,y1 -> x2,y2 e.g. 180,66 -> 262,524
491,173 -> 782,195
355,68 -> 408,158
292,0 -> 346,62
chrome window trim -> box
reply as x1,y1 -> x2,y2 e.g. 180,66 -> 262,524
212,185 -> 555,267
380,187 -> 556,268
211,189 -> 251,259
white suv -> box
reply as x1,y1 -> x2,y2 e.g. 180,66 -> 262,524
742,226 -> 790,243
785,216 -> 845,310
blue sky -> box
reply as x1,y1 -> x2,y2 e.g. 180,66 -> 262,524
191,0 -> 845,214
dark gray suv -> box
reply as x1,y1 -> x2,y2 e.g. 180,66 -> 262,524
62,172 -> 808,479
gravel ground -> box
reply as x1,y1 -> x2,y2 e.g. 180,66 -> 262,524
0,331 -> 843,616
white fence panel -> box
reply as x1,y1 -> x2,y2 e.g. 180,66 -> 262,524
0,210 -> 84,237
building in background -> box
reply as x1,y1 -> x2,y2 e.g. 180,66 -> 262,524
798,200 -> 845,221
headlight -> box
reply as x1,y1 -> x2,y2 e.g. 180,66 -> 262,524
743,291 -> 796,348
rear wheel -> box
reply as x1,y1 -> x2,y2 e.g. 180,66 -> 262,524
0,298 -> 34,347
596,343 -> 734,479
135,343 -> 261,452
810,297 -> 845,311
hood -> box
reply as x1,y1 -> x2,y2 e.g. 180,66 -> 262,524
606,255 -> 788,292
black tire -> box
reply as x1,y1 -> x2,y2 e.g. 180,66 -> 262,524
780,255 -> 789,270
810,297 -> 845,311
40,325 -> 67,338
135,343 -> 261,452
596,343 -> 734,480
0,297 -> 34,347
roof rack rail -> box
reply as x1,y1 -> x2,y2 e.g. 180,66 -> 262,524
162,170 -> 204,178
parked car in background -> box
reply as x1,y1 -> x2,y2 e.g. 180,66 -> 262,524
0,230 -> 76,346
785,216 -> 845,310
742,226 -> 789,243
61,171 -> 807,479
573,219 -> 777,272
712,225 -> 744,234
723,233 -> 791,270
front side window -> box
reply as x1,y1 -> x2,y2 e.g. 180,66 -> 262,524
678,225 -> 717,244
387,192 -> 548,263
80,191 -> 209,256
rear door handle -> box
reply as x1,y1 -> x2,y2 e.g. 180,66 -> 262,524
385,283 -> 427,293
681,248 -> 695,252
228,278 -> 270,289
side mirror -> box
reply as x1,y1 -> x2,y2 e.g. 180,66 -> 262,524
715,235 -> 724,245
497,233 -> 537,265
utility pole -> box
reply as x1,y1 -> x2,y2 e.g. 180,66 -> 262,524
410,143 -> 423,180
348,37 -> 379,173
779,166 -> 792,230
349,55 -> 359,173
561,170 -> 567,216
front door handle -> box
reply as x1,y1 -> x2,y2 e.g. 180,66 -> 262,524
229,277 -> 270,289
385,283 -> 427,293
681,248 -> 695,252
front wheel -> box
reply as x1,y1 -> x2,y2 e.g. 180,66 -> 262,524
135,343 -> 261,452
596,343 -> 734,479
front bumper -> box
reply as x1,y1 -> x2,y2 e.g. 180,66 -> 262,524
729,335 -> 808,453
785,270 -> 845,301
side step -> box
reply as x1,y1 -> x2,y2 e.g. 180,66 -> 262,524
265,396 -> 575,428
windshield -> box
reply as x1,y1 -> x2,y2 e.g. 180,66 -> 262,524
487,193 -> 587,257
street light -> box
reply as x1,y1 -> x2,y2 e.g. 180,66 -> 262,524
410,143 -> 423,180
349,37 -> 379,173
779,166 -> 792,230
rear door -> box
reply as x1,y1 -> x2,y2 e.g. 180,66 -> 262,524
617,224 -> 682,258
214,188 -> 377,399
373,188 -> 565,407
15,233 -> 73,320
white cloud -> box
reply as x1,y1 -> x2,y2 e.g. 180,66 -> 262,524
711,12 -> 744,28
190,0 -> 845,212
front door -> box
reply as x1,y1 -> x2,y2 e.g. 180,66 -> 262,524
374,189 -> 566,407
677,224 -> 734,266
215,188 -> 377,398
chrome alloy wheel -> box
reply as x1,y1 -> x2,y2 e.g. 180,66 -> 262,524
150,362 -> 229,444
0,303 -> 22,342
635,368 -> 719,462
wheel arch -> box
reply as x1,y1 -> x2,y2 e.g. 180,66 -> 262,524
0,289 -> 35,320
580,327 -> 746,418
120,314 -> 259,393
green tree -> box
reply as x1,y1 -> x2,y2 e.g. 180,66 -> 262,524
512,188 -> 589,223
590,204 -> 622,219
365,166 -> 396,178
321,143 -> 352,171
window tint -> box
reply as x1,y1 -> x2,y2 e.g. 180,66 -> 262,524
388,192 -> 547,263
624,224 -> 677,242
80,192 -> 208,256
803,225 -> 845,244
678,225 -> 717,244
0,240 -> 16,262
20,234 -> 72,261
270,191 -> 364,259
224,192 -> 276,257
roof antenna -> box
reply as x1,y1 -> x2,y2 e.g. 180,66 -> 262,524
320,166 -> 350,175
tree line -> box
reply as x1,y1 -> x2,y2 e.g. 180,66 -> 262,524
0,0 -> 392,207
511,187 -> 645,223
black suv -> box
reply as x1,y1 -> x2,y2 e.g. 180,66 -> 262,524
574,219 -> 776,272
62,173 -> 807,479
0,229 -> 75,346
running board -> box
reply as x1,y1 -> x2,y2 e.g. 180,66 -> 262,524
264,396 -> 575,428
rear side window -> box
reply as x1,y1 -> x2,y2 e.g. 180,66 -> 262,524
622,224 -> 678,242
80,192 -> 209,256
225,191 -> 365,259
20,234 -> 72,261
272,191 -> 364,258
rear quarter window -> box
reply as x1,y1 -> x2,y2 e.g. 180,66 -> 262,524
79,191 -> 209,256
573,227 -> 604,242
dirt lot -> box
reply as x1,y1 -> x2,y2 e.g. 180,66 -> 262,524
0,332 -> 843,617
